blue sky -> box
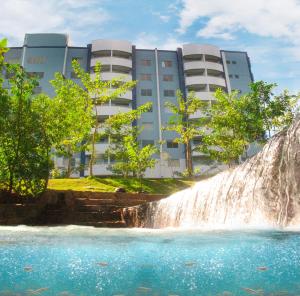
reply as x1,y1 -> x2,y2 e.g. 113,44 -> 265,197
1,0 -> 300,94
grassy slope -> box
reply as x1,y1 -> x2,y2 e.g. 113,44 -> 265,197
48,177 -> 195,195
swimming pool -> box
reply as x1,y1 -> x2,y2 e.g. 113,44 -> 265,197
0,226 -> 299,295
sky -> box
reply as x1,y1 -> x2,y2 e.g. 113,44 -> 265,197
1,0 -> 300,94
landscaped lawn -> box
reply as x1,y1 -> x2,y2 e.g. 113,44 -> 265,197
48,177 -> 196,195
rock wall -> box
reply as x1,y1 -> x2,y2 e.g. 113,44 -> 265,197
0,190 -> 167,227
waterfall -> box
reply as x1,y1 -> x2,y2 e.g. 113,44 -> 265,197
123,117 -> 300,229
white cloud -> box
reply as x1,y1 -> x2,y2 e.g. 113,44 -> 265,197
177,0 -> 300,44
134,32 -> 182,50
152,12 -> 171,23
0,0 -> 110,46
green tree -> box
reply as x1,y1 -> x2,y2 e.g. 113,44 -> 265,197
163,90 -> 208,177
201,90 -> 252,165
104,103 -> 154,178
120,132 -> 158,190
248,81 -> 299,138
0,64 -> 51,196
202,84 -> 299,165
72,61 -> 136,176
49,73 -> 93,177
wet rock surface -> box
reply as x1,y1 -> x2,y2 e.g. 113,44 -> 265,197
0,190 -> 167,227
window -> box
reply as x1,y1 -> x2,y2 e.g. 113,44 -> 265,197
98,136 -> 109,143
33,86 -> 42,94
95,154 -> 108,165
193,138 -> 203,145
141,89 -> 152,96
147,105 -> 153,112
163,74 -> 173,81
168,159 -> 180,167
142,122 -> 154,131
141,140 -> 154,147
71,72 -> 79,79
27,56 -> 46,64
232,61 -> 237,64
235,74 -> 239,78
164,106 -> 172,113
141,59 -> 151,66
140,74 -> 152,81
72,57 -> 83,63
162,60 -> 172,68
226,60 -> 230,64
5,71 -> 14,79
164,89 -> 175,97
229,74 -> 233,78
167,141 -> 178,148
27,72 -> 44,79
6,58 -> 20,64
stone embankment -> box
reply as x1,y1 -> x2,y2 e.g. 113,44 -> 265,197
0,190 -> 167,227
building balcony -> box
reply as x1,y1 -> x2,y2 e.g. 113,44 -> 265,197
184,61 -> 224,72
91,39 -> 132,54
90,56 -> 132,69
182,44 -> 221,58
95,105 -> 132,116
193,91 -> 215,101
90,89 -> 133,101
185,76 -> 226,88
85,143 -> 110,155
90,72 -> 132,82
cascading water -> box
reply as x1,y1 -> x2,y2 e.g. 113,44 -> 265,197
124,117 -> 300,228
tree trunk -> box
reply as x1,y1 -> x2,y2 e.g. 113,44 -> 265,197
186,141 -> 193,177
89,120 -> 99,177
67,155 -> 72,178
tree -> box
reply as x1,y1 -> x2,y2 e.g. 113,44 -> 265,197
248,81 -> 299,138
0,64 -> 51,196
123,132 -> 157,189
104,102 -> 157,179
72,61 -> 136,177
163,90 -> 208,177
49,73 -> 93,177
202,84 -> 299,165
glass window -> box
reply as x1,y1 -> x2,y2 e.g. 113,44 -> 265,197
141,140 -> 154,147
163,75 -> 173,81
226,60 -> 230,64
71,72 -> 79,79
141,89 -> 152,96
232,61 -> 237,64
95,154 -> 108,165
141,59 -> 151,66
164,89 -> 175,97
168,159 -> 180,167
167,141 -> 178,148
162,60 -> 172,68
27,56 -> 46,64
229,74 -> 233,78
140,74 -> 152,81
33,86 -> 42,94
72,57 -> 83,63
27,72 -> 44,79
235,74 -> 239,78
142,122 -> 154,131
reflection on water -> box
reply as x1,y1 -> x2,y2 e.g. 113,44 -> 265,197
0,226 -> 300,295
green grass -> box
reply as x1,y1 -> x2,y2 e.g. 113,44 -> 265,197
48,177 -> 196,195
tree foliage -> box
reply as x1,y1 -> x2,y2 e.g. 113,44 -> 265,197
104,102 -> 157,179
49,73 -> 93,177
72,61 -> 136,176
202,82 -> 299,165
163,90 -> 208,176
0,64 -> 51,196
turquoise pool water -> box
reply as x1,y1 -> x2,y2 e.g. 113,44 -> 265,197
0,226 -> 299,296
